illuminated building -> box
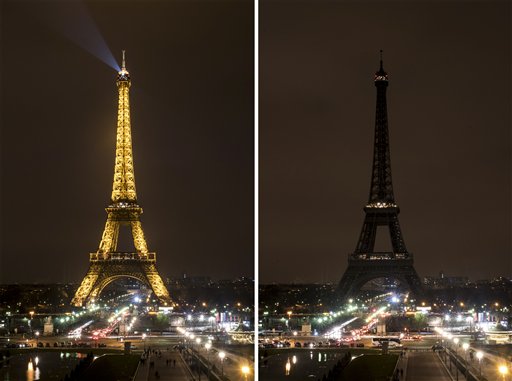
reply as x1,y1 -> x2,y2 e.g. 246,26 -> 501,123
72,51 -> 171,306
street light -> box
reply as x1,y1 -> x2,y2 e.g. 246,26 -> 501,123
205,343 -> 211,364
205,342 -> 212,377
29,311 -> 35,333
241,365 -> 250,381
219,351 -> 225,376
499,365 -> 508,381
476,351 -> 483,377
35,331 -> 40,347
142,333 -> 146,351
453,337 -> 459,354
462,343 -> 469,377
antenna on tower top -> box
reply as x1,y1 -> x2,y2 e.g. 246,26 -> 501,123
379,49 -> 383,70
122,50 -> 126,70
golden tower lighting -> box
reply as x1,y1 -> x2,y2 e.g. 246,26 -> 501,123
72,51 -> 171,307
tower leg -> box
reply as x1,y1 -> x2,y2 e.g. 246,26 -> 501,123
71,263 -> 101,306
144,263 -> 172,305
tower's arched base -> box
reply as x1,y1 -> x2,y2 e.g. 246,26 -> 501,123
71,255 -> 171,307
337,255 -> 424,303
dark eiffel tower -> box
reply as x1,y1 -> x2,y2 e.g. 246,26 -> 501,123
337,54 -> 423,301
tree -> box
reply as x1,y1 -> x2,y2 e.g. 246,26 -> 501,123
153,314 -> 170,332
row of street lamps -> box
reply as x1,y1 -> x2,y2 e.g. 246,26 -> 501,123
439,327 -> 508,380
178,328 -> 251,380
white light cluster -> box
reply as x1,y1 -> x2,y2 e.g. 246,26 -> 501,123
366,202 -> 397,208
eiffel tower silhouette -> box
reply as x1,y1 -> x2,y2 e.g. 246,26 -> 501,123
337,53 -> 423,301
72,52 -> 171,307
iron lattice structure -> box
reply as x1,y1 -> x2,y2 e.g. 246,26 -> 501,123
337,57 -> 423,301
72,52 -> 172,307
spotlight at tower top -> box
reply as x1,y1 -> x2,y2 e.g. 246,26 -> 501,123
117,50 -> 130,83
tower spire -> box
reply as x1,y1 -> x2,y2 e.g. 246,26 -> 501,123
369,52 -> 393,206
122,50 -> 126,71
375,49 -> 387,79
113,50 -> 136,203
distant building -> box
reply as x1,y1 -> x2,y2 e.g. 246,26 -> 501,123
424,272 -> 469,289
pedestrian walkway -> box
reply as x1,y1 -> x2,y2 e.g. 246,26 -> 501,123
395,350 -> 409,380
405,351 -> 452,381
133,350 -> 194,381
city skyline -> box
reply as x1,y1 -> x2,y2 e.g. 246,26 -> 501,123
260,1 -> 511,283
0,0 -> 254,283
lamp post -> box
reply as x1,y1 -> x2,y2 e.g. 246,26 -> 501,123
241,365 -> 250,381
219,351 -> 225,376
452,338 -> 460,381
192,336 -> 200,379
205,342 -> 211,377
142,333 -> 146,351
184,332 -> 190,350
476,351 -> 483,377
29,311 -> 34,333
462,343 -> 469,377
499,365 -> 508,381
35,331 -> 39,347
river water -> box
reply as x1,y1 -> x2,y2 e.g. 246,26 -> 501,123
0,351 -> 87,381
259,349 -> 350,381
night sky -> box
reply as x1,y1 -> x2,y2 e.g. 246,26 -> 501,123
0,0 -> 254,283
1,1 -> 511,287
260,1 -> 511,283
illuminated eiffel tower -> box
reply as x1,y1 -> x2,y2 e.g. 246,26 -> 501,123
72,52 -> 171,307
